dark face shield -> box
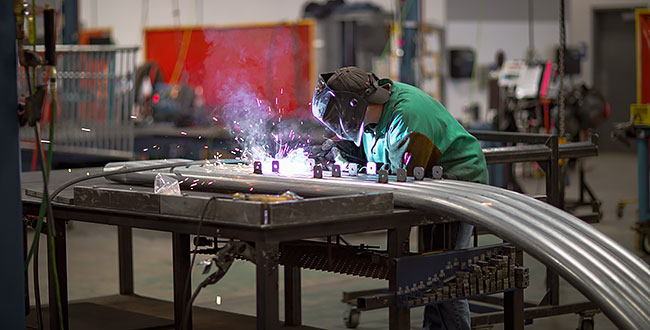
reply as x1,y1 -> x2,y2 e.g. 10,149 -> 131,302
311,74 -> 368,146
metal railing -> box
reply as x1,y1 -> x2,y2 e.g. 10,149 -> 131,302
19,45 -> 138,159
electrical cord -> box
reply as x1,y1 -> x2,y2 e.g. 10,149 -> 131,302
33,124 -> 64,330
23,159 -> 214,329
180,196 -> 218,330
32,228 -> 43,330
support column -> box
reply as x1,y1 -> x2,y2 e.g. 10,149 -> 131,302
48,219 -> 69,330
256,241 -> 279,330
118,226 -> 134,295
388,227 -> 410,330
504,248 -> 524,330
0,2 -> 26,327
284,266 -> 301,326
172,233 -> 191,330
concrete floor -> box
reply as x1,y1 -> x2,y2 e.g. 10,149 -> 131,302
25,151 -> 647,329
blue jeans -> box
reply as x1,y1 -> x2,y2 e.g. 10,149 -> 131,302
422,222 -> 473,330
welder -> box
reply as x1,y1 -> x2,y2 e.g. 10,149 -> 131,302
311,66 -> 488,330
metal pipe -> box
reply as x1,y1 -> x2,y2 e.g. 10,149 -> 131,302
437,179 -> 650,279
403,180 -> 650,302
163,166 -> 650,329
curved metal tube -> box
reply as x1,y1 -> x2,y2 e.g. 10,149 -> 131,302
163,166 -> 650,329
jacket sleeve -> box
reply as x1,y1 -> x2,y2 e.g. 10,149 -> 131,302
385,114 -> 442,175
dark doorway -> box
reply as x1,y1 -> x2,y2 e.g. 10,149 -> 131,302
593,7 -> 639,152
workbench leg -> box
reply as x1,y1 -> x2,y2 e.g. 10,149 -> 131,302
388,228 -> 410,330
504,248 -> 524,330
172,233 -> 191,330
48,219 -> 69,330
24,223 -> 30,315
118,226 -> 134,295
284,266 -> 301,326
256,241 -> 280,330
544,268 -> 560,305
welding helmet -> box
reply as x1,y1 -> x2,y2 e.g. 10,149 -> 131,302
311,67 -> 390,146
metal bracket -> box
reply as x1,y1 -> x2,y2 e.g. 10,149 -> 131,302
332,164 -> 341,177
253,161 -> 263,174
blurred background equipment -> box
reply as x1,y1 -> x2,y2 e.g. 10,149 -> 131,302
18,45 -> 138,169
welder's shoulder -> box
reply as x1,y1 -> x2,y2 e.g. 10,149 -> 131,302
391,82 -> 444,107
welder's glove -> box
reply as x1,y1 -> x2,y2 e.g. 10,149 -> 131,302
387,132 -> 442,176
308,139 -> 366,170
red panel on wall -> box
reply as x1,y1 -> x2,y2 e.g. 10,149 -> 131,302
145,21 -> 314,117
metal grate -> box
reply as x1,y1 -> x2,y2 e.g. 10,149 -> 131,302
19,45 -> 138,159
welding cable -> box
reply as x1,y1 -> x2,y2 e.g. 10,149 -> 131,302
26,160 -> 206,271
33,124 -> 64,330
180,196 -> 218,330
29,69 -> 59,330
31,228 -> 43,330
23,160 -> 216,330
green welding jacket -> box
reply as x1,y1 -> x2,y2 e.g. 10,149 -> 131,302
362,80 -> 488,184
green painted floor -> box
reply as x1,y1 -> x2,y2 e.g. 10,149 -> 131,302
25,152 -> 648,329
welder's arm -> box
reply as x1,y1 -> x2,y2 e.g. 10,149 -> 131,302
387,132 -> 442,176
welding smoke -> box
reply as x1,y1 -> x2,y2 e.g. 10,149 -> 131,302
212,82 -> 313,174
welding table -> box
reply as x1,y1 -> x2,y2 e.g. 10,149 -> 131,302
22,168 -> 480,330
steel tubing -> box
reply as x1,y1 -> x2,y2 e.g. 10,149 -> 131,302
128,166 -> 650,329
437,179 -> 650,279
393,180 -> 650,328
104,166 -> 650,329
338,175 -> 650,312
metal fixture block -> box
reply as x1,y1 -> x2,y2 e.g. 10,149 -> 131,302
414,167 -> 425,180
348,163 -> 358,176
396,168 -> 407,182
366,162 -> 377,175
313,165 -> 323,178
332,164 -> 341,177
432,166 -> 443,179
378,170 -> 388,183
253,161 -> 263,174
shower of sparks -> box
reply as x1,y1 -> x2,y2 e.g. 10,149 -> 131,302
180,131 -> 188,135
207,84 -> 315,175
81,127 -> 91,132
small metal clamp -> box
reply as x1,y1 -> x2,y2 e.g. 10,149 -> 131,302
271,160 -> 280,173
432,166 -> 443,179
313,164 -> 323,178
378,170 -> 389,183
253,161 -> 263,174
348,163 -> 358,176
332,164 -> 341,177
367,162 -> 377,175
396,168 -> 407,182
413,167 -> 425,180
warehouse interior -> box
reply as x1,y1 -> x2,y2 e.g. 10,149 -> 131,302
2,0 -> 650,329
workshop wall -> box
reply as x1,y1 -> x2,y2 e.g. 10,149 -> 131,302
78,0 -> 444,60
570,0 -> 650,86
444,0 -> 563,120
